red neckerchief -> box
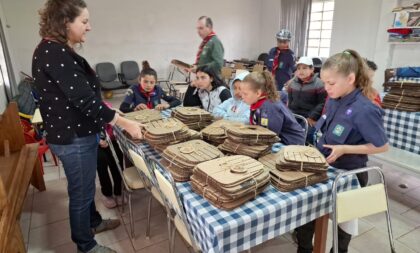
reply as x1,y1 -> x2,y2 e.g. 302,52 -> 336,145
195,31 -> 216,64
299,73 -> 314,84
272,45 -> 289,75
249,95 -> 267,125
138,85 -> 155,109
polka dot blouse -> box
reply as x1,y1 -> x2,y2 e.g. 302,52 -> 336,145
32,39 -> 116,144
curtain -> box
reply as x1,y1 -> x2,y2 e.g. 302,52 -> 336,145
280,0 -> 312,57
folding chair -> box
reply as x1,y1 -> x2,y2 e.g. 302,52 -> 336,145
159,60 -> 191,100
332,167 -> 396,253
128,149 -> 164,239
221,66 -> 234,84
106,135 -> 144,238
292,113 -> 308,145
148,157 -> 201,253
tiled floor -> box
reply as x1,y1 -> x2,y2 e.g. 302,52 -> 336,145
21,152 -> 420,253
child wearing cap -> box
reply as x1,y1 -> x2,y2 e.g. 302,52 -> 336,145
287,56 -> 327,144
213,71 -> 250,123
266,29 -> 295,91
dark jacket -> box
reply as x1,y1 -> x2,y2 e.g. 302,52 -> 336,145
183,85 -> 202,107
119,84 -> 180,113
315,89 -> 388,170
287,74 -> 327,120
197,35 -> 224,74
252,100 -> 305,145
266,48 -> 295,90
32,39 -> 115,144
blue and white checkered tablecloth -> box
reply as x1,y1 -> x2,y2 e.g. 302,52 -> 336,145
383,109 -> 420,154
113,109 -> 359,253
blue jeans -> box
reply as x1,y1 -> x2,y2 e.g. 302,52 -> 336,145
49,135 -> 102,252
306,126 -> 316,145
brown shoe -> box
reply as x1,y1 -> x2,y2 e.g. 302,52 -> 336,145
92,219 -> 121,234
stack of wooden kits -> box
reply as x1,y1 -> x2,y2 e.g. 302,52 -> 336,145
200,119 -> 242,145
171,107 -> 213,130
383,70 -> 420,112
160,140 -> 224,182
143,118 -> 199,152
191,155 -> 270,210
0,103 -> 39,253
259,145 -> 328,192
218,124 -> 279,158
122,109 -> 163,142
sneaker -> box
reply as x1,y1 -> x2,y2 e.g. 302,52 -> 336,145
101,196 -> 117,209
92,219 -> 121,234
77,244 -> 117,253
115,195 -> 127,206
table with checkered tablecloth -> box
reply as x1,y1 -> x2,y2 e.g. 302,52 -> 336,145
113,109 -> 359,253
383,109 -> 420,154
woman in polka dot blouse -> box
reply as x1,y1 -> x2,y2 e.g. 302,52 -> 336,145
32,1 -> 143,252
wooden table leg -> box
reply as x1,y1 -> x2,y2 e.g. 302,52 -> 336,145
314,214 -> 329,253
30,159 -> 46,192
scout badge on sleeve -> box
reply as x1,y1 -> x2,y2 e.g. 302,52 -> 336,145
191,155 -> 270,210
161,140 -> 224,182
171,107 -> 213,130
259,151 -> 328,192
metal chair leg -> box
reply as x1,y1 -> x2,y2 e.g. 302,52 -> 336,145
146,195 -> 153,239
170,221 -> 176,253
121,189 -> 125,213
128,193 -> 135,238
167,216 -> 173,253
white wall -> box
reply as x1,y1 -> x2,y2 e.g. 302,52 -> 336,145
259,0 -> 282,54
0,0 -> 262,80
331,0 -> 420,90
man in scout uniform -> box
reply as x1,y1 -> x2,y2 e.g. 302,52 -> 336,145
188,16 -> 224,75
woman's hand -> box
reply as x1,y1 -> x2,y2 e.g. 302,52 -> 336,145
155,104 -> 169,111
134,103 -> 148,111
323,144 -> 347,164
99,139 -> 109,148
307,118 -> 316,127
116,116 -> 145,140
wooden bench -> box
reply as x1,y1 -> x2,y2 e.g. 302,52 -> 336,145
0,103 -> 40,253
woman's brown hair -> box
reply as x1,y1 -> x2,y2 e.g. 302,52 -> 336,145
322,49 -> 375,101
39,0 -> 87,44
243,71 -> 279,101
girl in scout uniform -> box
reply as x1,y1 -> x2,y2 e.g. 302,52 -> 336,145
119,61 -> 181,113
295,49 -> 389,253
241,71 -> 305,145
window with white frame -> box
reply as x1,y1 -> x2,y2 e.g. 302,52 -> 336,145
306,0 -> 334,58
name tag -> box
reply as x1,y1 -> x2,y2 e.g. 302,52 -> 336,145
261,118 -> 268,126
